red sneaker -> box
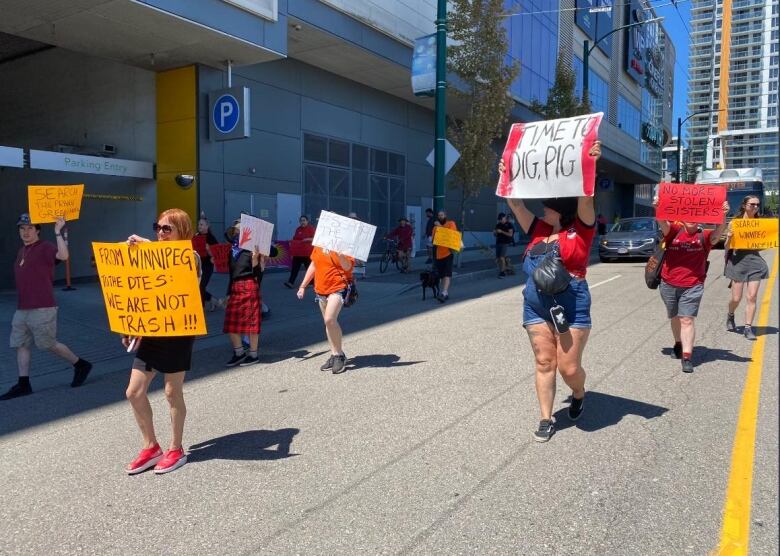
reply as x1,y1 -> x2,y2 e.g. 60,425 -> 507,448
126,444 -> 162,475
153,448 -> 187,474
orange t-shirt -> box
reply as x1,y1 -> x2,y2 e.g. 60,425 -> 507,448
432,220 -> 458,259
310,247 -> 355,296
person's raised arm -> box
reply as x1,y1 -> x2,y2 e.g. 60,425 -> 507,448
652,195 -> 671,237
337,254 -> 354,272
54,218 -> 69,261
711,201 -> 731,246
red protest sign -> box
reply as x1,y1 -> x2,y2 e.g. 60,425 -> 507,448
656,182 -> 727,224
211,243 -> 230,273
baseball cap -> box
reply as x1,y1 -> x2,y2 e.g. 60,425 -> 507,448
16,213 -> 32,226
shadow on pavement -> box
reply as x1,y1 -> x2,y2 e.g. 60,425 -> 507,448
553,391 -> 668,434
188,428 -> 300,463
695,347 -> 753,365
345,354 -> 425,373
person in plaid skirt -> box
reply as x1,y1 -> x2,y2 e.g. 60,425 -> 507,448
223,220 -> 271,367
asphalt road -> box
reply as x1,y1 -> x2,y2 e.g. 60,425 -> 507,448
1,252 -> 777,555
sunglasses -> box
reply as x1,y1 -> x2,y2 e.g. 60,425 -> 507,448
153,223 -> 174,234
747,203 -> 760,207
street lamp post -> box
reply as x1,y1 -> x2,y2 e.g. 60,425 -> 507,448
433,0 -> 447,213
582,17 -> 663,107
676,109 -> 725,182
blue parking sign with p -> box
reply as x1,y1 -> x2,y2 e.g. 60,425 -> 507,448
208,86 -> 250,141
213,94 -> 239,133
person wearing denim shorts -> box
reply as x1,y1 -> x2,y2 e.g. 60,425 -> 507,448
653,195 -> 730,373
501,141 -> 602,443
297,246 -> 355,374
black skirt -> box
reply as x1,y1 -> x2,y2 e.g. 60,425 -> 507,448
135,336 -> 195,373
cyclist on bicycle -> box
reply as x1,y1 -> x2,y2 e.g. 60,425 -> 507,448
385,217 -> 414,273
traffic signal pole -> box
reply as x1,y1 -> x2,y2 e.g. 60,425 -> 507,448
433,0 -> 447,213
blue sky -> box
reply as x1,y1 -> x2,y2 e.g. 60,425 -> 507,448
653,0 -> 691,131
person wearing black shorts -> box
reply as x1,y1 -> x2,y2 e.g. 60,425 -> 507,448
431,210 -> 458,302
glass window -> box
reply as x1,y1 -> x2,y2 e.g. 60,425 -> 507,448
617,95 -> 640,138
572,56 -> 608,116
352,144 -> 368,170
388,152 -> 405,176
371,149 -> 388,173
328,139 -> 350,167
303,134 -> 327,163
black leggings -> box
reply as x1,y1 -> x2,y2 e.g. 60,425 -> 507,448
200,260 -> 214,302
288,256 -> 310,284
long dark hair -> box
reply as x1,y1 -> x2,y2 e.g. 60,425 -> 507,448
735,195 -> 760,219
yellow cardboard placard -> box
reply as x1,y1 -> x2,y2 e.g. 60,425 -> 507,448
730,218 -> 779,250
432,226 -> 462,252
92,240 -> 206,337
28,184 -> 85,224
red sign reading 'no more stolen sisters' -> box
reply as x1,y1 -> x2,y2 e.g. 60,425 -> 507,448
656,182 -> 727,224
496,112 -> 603,199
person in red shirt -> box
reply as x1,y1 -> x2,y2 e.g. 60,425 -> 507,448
653,197 -> 729,373
385,217 -> 414,273
1,214 -> 92,401
499,142 -> 601,443
296,246 -> 354,374
284,215 -> 316,289
192,217 -> 221,311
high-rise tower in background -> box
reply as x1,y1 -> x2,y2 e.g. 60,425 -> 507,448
687,0 -> 779,191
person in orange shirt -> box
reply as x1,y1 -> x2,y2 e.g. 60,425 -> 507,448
296,246 -> 355,374
431,209 -> 458,302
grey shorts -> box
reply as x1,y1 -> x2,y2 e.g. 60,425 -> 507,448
659,281 -> 704,318
10,307 -> 58,350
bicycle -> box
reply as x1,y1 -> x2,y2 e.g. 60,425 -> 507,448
379,239 -> 401,273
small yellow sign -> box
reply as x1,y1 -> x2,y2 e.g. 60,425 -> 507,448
432,226 -> 462,252
731,218 -> 779,250
92,240 -> 206,337
28,184 -> 84,224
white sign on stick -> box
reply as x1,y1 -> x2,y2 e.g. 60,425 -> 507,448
312,211 -> 377,262
496,112 -> 603,199
238,213 -> 274,255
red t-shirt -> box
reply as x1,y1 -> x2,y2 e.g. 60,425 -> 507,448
661,224 -> 712,288
525,217 -> 596,279
14,241 -> 58,310
387,225 -> 414,250
291,225 -> 315,257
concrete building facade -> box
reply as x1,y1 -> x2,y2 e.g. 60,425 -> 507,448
687,0 -> 779,192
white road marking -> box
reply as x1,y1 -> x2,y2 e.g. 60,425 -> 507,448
590,274 -> 622,289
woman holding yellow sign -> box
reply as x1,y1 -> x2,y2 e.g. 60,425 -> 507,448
123,208 -> 198,475
725,195 -> 770,341
499,141 -> 601,443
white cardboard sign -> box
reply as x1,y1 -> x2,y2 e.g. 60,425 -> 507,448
496,112 -> 603,199
238,213 -> 274,256
312,210 -> 377,262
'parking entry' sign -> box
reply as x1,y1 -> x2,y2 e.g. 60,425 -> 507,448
208,87 -> 250,141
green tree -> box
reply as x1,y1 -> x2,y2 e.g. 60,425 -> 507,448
530,51 -> 590,118
447,0 -> 520,221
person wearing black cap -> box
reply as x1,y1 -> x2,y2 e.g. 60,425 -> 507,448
2,214 -> 92,400
500,141 -> 602,442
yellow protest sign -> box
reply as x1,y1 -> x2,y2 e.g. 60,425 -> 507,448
730,218 -> 779,250
28,184 -> 84,224
92,240 -> 206,337
432,226 -> 462,252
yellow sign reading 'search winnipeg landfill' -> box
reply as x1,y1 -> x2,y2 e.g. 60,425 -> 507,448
730,218 -> 779,250
28,184 -> 84,224
432,226 -> 462,252
92,241 -> 206,337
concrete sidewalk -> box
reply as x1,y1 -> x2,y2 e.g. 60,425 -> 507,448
0,243 -> 526,393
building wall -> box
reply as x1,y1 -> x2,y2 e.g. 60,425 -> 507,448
0,48 -> 157,289
197,58 -> 506,248
317,0 -> 437,45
